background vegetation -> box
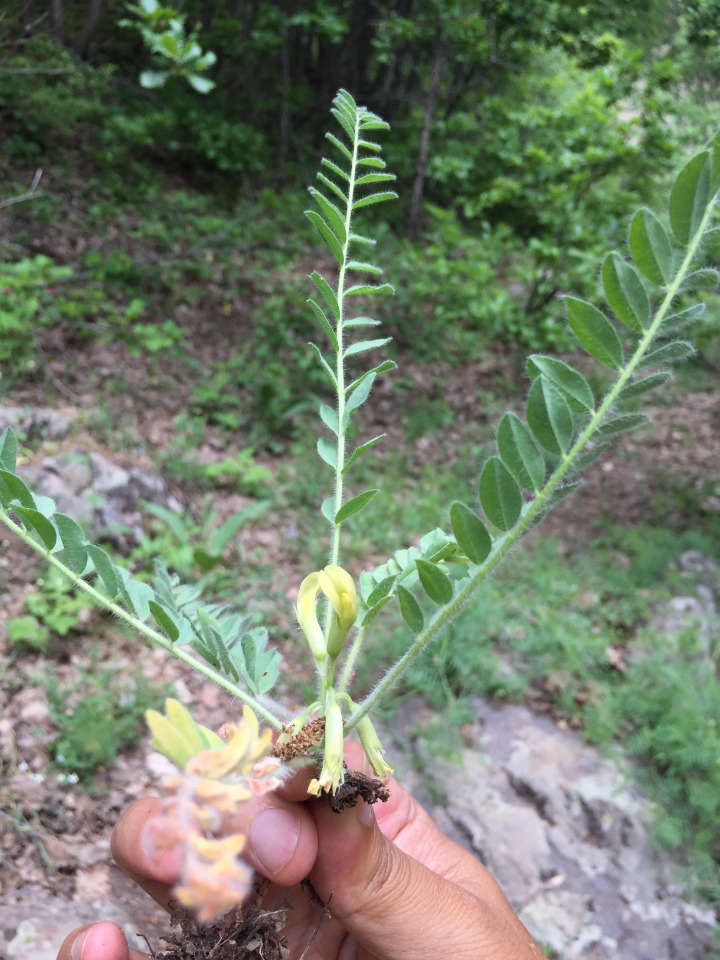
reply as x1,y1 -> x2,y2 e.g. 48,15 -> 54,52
1,0 -> 719,916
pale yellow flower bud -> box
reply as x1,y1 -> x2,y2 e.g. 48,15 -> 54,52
357,715 -> 394,778
296,572 -> 327,662
296,565 -> 358,661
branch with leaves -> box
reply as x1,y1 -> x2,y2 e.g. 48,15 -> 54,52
1,92 -> 719,867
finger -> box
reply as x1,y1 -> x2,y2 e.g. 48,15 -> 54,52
111,793 -> 319,908
57,921 -> 148,960
310,792 -> 542,960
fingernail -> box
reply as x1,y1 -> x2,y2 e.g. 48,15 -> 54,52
71,930 -> 88,960
357,799 -> 375,828
249,808 -> 301,876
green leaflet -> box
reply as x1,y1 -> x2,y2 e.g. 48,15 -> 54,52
86,544 -> 120,598
335,489 -> 378,524
497,413 -> 546,492
317,437 -> 337,468
669,151 -> 711,245
305,210 -> 343,264
637,340 -> 695,369
527,355 -> 595,413
595,413 -> 650,439
343,434 -> 386,474
14,506 -> 57,550
566,297 -> 624,370
149,600 -> 180,642
310,271 -> 340,319
366,575 -> 397,607
618,371 -> 672,402
415,559 -> 453,605
54,513 -> 88,574
397,585 -> 424,634
629,208 -> 673,286
602,253 -> 650,333
449,502 -> 492,564
479,457 -> 522,532
526,376 -> 573,455
0,470 -> 34,509
0,428 -> 17,473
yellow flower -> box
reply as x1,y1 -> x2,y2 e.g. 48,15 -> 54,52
296,565 -> 358,662
357,715 -> 394,778
146,699 -> 225,769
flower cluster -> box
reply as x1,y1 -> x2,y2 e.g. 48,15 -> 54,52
144,699 -> 282,922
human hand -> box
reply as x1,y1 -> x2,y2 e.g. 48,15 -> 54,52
58,742 -> 542,960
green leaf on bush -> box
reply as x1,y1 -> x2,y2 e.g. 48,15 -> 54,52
335,489 -> 378,523
669,151 -> 710,245
415,559 -> 452,605
497,413 -> 545,492
450,502 -> 492,564
479,457 -> 522,531
602,253 -> 650,332
526,377 -> 573,454
527,355 -> 595,412
629,208 -> 673,285
566,297 -> 623,370
397,585 -> 423,634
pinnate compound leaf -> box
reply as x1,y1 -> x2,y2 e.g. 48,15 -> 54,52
149,600 -> 180,642
343,434 -> 385,473
0,428 -> 17,473
497,413 -> 546,491
566,298 -> 623,370
397,585 -> 424,634
415,559 -> 452,605
479,457 -> 522,531
335,489 -> 378,524
344,338 -> 392,358
602,253 -> 650,332
0,472 -> 33,512
618,371 -> 672,402
14,506 -> 57,549
637,340 -> 695,369
629,209 -> 673,285
317,437 -> 337,468
86,544 -> 119,597
596,413 -> 650,439
450,502 -> 492,564
526,377 -> 573,454
527,355 -> 595,412
669,151 -> 711,245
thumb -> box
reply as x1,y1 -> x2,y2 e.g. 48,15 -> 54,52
309,791 -> 511,960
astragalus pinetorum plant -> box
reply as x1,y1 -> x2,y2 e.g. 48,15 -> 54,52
2,90 -> 719,922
